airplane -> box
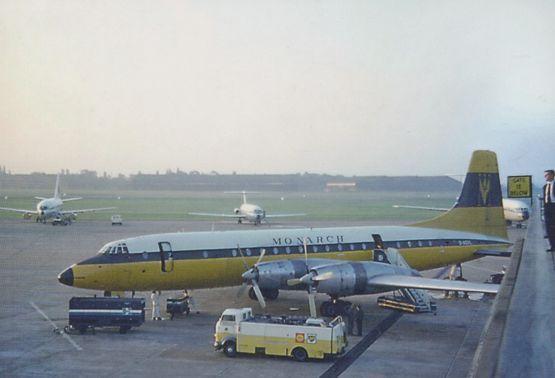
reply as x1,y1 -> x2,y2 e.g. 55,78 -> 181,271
188,191 -> 305,225
393,197 -> 530,228
58,150 -> 509,315
0,174 -> 115,225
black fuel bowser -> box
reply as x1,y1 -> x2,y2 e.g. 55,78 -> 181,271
67,296 -> 145,334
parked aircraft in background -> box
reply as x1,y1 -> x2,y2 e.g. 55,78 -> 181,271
0,174 -> 115,225
59,151 -> 508,316
394,198 -> 530,228
188,191 -> 305,225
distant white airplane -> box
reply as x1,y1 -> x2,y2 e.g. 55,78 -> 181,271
0,174 -> 115,225
189,191 -> 305,225
393,198 -> 530,228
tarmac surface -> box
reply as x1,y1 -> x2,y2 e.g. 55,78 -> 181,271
0,219 -> 520,377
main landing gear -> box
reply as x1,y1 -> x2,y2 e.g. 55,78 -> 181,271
320,299 -> 352,318
248,287 -> 279,301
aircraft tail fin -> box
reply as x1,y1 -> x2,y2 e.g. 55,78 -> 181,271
242,191 -> 247,204
54,174 -> 61,199
410,150 -> 508,240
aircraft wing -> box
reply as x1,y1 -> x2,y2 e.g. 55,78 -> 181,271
0,207 -> 38,215
367,274 -> 499,294
265,213 -> 306,218
392,205 -> 450,212
61,207 -> 116,214
61,197 -> 83,202
188,212 -> 244,218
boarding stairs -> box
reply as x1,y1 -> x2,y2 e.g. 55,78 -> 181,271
374,245 -> 437,314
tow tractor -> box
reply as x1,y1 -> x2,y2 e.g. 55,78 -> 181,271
214,308 -> 347,362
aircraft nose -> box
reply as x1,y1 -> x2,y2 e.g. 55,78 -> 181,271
58,268 -> 74,286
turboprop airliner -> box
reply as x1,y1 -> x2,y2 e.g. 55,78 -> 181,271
59,151 -> 509,313
0,174 -> 115,225
188,191 -> 305,225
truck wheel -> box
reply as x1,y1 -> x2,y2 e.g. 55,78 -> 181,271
223,341 -> 237,357
292,347 -> 308,362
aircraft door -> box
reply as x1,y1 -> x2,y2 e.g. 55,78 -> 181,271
158,242 -> 174,273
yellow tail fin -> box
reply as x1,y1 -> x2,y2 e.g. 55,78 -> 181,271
411,150 -> 508,240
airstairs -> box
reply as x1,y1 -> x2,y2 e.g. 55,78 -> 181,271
374,245 -> 437,314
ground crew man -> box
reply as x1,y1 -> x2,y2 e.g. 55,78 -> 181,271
355,305 -> 364,336
151,290 -> 162,320
346,304 -> 355,335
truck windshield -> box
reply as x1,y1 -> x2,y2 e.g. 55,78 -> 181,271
221,315 -> 235,322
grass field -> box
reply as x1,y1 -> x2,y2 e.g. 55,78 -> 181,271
0,189 -> 458,222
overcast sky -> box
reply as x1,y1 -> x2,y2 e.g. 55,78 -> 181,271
1,0 -> 554,180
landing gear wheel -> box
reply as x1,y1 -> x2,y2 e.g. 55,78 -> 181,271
292,347 -> 308,362
223,341 -> 237,357
262,288 -> 279,300
248,287 -> 257,300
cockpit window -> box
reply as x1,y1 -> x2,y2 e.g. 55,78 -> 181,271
117,245 -> 122,254
122,244 -> 129,254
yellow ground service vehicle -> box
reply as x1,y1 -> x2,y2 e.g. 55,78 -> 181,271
214,308 -> 347,362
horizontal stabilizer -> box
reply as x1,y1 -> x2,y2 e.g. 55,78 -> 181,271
393,205 -> 450,212
474,249 -> 512,257
34,197 -> 47,200
368,274 -> 499,294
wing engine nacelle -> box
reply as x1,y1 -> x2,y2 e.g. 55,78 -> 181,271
254,260 -> 308,290
251,258 -> 338,290
234,208 -> 240,214
309,261 -> 415,297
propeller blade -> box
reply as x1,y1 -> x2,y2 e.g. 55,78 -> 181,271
251,280 -> 266,308
237,244 -> 249,271
308,292 -> 317,318
256,248 -> 266,266
236,282 -> 248,298
287,278 -> 302,286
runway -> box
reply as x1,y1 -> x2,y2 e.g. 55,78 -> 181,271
0,219 -> 519,377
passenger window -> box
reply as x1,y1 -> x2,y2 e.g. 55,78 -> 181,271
285,247 -> 291,254
312,245 -> 318,252
246,248 -> 252,256
298,246 -> 303,253
325,245 -> 330,252
273,247 -> 279,255
362,243 -> 367,250
232,249 -> 237,257
338,244 -> 343,251
349,244 -> 355,251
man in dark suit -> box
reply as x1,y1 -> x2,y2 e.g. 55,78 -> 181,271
544,169 -> 555,252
